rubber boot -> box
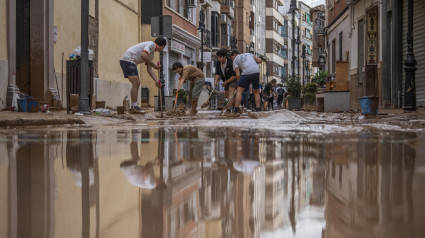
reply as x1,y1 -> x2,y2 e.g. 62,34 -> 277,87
190,100 -> 198,116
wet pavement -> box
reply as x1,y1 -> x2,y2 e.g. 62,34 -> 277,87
1,123 -> 425,238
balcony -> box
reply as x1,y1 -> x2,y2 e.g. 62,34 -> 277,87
199,0 -> 213,7
221,5 -> 234,19
266,8 -> 284,25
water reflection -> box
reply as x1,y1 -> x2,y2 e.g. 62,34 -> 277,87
0,128 -> 424,238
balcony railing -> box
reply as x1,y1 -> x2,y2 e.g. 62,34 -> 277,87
221,5 -> 234,19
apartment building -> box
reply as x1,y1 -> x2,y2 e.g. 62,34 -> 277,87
298,1 -> 313,85
265,0 -> 285,83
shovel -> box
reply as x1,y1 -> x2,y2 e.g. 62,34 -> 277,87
201,87 -> 216,109
157,62 -> 163,118
219,90 -> 237,116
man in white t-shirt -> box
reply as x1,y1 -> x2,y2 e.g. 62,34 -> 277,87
229,50 -> 262,117
120,37 -> 167,113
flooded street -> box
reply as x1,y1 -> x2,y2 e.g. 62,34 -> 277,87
1,124 -> 425,238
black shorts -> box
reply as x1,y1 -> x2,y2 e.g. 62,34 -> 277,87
120,60 -> 138,78
238,73 -> 260,90
224,79 -> 238,91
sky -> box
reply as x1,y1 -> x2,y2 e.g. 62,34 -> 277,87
302,0 -> 325,8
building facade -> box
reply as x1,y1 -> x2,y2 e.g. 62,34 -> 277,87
298,1 -> 313,85
265,0 -> 285,83
311,5 -> 326,73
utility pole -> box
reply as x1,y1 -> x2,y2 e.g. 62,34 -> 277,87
297,27 -> 301,79
289,0 -> 298,79
79,0 -> 89,114
198,9 -> 206,71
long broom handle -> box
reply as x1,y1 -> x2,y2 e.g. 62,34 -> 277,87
219,90 -> 237,116
157,62 -> 163,117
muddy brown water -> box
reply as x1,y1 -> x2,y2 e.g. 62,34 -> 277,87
0,126 -> 424,238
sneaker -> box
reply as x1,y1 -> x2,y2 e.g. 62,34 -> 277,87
129,106 -> 145,114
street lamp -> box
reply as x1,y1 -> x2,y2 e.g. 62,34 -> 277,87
296,27 -> 301,79
198,9 -> 206,71
403,0 -> 417,111
288,0 -> 298,79
301,45 -> 306,85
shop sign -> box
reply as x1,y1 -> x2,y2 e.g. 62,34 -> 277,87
171,40 -> 185,54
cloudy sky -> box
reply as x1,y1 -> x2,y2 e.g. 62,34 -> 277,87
302,0 -> 325,8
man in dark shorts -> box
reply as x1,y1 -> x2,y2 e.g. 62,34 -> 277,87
229,50 -> 263,117
263,79 -> 277,111
120,37 -> 167,113
172,62 -> 206,116
214,49 -> 238,112
276,84 -> 285,109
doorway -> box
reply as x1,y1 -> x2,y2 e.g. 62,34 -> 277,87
16,0 -> 31,95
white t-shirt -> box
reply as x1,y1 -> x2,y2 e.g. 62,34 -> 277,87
121,41 -> 156,65
233,53 -> 260,75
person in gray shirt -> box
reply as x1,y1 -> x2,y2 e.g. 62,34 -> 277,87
229,50 -> 263,116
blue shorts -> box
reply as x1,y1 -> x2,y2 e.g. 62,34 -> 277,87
238,73 -> 260,90
120,60 -> 138,78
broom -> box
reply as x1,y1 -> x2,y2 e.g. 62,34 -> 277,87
200,87 -> 216,108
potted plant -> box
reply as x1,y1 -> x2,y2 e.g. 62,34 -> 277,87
312,71 -> 328,92
302,82 -> 318,110
284,75 -> 302,110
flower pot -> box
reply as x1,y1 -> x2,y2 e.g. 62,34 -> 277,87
288,98 -> 302,111
359,96 -> 379,115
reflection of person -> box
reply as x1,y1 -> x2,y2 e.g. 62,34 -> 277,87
172,62 -> 206,116
120,37 -> 167,113
232,160 -> 260,174
119,133 -> 163,189
214,49 -> 238,112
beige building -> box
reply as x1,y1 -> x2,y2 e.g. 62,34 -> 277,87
1,0 -> 160,111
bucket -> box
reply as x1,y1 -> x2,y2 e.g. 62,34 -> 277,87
117,106 -> 125,114
17,97 -> 40,112
359,96 -> 379,115
27,98 -> 40,112
18,99 -> 28,112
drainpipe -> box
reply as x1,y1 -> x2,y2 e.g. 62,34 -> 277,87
6,0 -> 20,109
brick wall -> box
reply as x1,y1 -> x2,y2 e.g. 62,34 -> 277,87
327,0 -> 347,26
163,8 -> 198,37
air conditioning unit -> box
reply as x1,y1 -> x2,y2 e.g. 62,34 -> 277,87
230,1 -> 235,9
188,0 -> 197,8
221,14 -> 227,24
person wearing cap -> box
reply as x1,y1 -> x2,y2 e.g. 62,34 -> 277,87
172,62 -> 206,116
120,37 -> 167,113
214,49 -> 238,112
229,50 -> 263,117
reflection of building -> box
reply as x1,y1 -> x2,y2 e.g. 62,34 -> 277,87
324,134 -> 423,238
265,160 -> 285,230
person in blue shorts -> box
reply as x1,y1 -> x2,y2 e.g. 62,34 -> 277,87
229,50 -> 263,116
